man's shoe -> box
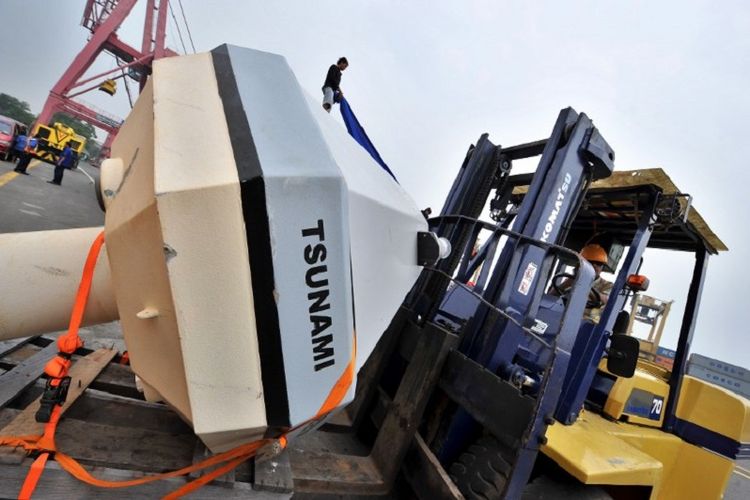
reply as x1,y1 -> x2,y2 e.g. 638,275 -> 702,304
47,180 -> 60,185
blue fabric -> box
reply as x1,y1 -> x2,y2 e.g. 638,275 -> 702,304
14,134 -> 27,151
339,98 -> 398,182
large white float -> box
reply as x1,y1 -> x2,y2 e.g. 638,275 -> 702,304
0,45 -> 435,452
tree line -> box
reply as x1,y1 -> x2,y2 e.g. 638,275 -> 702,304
0,93 -> 101,158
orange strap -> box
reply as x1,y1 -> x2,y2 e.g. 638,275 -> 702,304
18,453 -> 49,500
1,230 -> 357,498
52,438 -> 273,489
315,333 -> 356,418
0,432 -> 282,496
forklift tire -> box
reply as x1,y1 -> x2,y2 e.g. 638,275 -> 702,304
449,435 -> 511,499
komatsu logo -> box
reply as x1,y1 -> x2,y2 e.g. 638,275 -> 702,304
540,173 -> 572,242
302,219 -> 336,372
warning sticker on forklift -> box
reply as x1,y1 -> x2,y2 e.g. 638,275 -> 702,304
518,262 -> 538,296
531,319 -> 548,334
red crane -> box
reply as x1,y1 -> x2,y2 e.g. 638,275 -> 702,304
35,0 -> 180,160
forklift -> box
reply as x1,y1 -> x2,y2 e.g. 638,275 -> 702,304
297,107 -> 746,499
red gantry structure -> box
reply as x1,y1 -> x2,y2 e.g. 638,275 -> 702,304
35,0 -> 179,159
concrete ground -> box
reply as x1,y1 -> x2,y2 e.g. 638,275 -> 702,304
727,458 -> 750,500
1,156 -> 748,499
0,157 -> 103,233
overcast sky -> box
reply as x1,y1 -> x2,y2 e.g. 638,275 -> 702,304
1,1 -> 748,367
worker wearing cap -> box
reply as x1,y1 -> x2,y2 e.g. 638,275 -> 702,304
48,143 -> 74,186
552,243 -> 613,323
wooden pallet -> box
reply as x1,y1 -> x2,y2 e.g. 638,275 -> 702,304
0,333 -> 289,499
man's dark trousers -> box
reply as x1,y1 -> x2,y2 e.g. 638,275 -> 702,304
52,164 -> 65,184
14,152 -> 32,173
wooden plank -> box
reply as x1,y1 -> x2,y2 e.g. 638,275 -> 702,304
0,461 -> 290,500
0,408 -> 20,431
254,449 -> 294,493
188,441 -> 209,481
0,342 -> 60,409
187,441 -> 236,486
1,344 -> 45,365
52,418 -> 196,472
0,349 -> 117,464
88,362 -> 141,399
402,433 -> 463,500
61,390 -> 187,434
0,337 -> 36,359
290,452 -> 384,494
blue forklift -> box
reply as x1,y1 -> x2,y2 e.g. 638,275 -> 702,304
288,107 -> 743,499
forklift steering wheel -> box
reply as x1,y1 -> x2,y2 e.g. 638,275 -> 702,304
552,272 -> 604,310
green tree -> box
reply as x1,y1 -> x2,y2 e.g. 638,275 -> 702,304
51,112 -> 97,141
0,93 -> 36,126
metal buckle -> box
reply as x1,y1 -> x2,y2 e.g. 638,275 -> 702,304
35,377 -> 71,423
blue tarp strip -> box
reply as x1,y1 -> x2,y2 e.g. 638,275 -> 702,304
339,98 -> 398,182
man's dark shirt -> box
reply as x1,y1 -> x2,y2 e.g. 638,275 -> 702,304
323,65 -> 342,91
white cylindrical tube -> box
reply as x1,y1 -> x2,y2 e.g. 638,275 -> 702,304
0,226 -> 118,340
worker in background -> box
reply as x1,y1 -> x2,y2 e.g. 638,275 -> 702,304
9,127 -> 27,163
322,57 -> 349,113
551,243 -> 613,323
48,143 -> 73,186
13,135 -> 37,175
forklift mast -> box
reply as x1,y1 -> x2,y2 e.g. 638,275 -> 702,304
413,108 -> 616,497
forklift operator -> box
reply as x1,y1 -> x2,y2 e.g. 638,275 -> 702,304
551,243 -> 613,323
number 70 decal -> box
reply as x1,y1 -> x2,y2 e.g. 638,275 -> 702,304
650,396 -> 664,419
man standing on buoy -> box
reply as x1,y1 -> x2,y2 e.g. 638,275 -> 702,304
322,57 -> 349,113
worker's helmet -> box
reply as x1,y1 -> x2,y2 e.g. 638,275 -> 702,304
580,244 -> 608,265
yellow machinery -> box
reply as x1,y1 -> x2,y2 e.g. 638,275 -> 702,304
30,122 -> 86,168
544,370 -> 748,499
537,170 -> 749,499
98,78 -> 117,96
